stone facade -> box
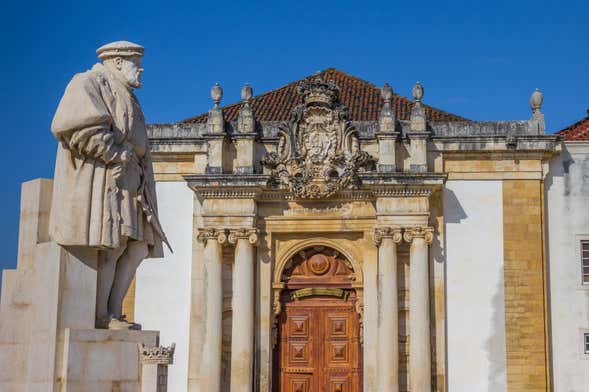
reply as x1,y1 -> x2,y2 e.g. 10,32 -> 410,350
545,139 -> 589,391
8,65 -> 589,391
125,68 -> 577,391
502,180 -> 549,391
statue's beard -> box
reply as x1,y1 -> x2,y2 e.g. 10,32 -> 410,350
121,67 -> 142,89
126,72 -> 142,88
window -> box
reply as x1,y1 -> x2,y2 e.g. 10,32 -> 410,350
583,241 -> 589,285
585,333 -> 589,355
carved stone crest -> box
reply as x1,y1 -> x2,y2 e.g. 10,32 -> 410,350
262,76 -> 374,198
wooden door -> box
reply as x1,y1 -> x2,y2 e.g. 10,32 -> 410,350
278,296 -> 361,392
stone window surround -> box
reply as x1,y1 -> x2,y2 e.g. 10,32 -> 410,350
576,235 -> 589,289
580,329 -> 589,359
581,239 -> 589,285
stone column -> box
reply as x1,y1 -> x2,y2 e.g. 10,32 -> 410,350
375,227 -> 402,392
407,82 -> 429,173
228,228 -> 259,392
404,226 -> 434,392
205,83 -> 226,174
196,228 -> 227,392
139,343 -> 175,392
376,83 -> 399,173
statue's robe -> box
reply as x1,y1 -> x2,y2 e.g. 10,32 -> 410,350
50,63 -> 166,257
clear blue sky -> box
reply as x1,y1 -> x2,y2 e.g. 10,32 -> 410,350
0,0 -> 587,270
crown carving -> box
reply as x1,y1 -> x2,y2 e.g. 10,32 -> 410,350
297,76 -> 340,107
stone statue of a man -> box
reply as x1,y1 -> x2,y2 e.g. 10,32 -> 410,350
50,41 -> 170,330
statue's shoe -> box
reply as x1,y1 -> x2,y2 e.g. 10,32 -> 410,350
108,317 -> 142,331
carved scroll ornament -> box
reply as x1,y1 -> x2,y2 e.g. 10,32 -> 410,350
403,226 -> 434,244
261,76 -> 375,199
138,343 -> 175,365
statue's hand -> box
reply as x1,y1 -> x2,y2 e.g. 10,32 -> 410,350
120,149 -> 132,165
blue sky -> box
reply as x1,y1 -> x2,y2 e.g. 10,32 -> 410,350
0,0 -> 587,270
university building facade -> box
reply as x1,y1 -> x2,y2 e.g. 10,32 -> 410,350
119,68 -> 589,391
2,67 -> 583,391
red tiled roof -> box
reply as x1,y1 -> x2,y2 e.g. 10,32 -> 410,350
182,68 -> 469,124
557,113 -> 589,141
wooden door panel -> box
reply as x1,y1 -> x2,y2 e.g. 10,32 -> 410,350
326,374 -> 352,392
325,340 -> 350,366
326,314 -> 349,338
283,373 -> 313,392
278,298 -> 360,392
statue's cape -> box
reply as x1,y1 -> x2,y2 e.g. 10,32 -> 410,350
49,63 -> 165,257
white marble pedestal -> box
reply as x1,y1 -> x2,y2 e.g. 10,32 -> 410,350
0,179 -> 171,391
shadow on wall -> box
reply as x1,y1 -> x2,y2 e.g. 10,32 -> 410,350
441,186 -> 468,391
443,189 -> 467,224
485,268 -> 507,390
543,146 -> 568,195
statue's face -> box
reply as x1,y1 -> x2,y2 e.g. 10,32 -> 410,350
117,56 -> 144,89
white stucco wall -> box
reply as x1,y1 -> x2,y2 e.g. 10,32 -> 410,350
546,142 -> 589,391
444,180 -> 507,391
135,182 -> 193,392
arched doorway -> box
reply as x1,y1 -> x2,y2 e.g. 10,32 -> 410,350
273,246 -> 362,392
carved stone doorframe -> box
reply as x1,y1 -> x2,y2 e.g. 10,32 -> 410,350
270,238 -> 364,349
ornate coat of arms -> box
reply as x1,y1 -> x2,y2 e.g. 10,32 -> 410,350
262,76 -> 374,198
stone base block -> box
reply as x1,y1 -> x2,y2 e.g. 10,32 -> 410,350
56,328 -> 159,391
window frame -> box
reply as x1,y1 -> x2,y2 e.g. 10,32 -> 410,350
585,333 -> 589,355
582,241 -> 589,286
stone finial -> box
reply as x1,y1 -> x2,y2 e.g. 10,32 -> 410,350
410,81 -> 427,133
211,82 -> 223,108
529,88 -> 545,134
138,343 -> 176,365
241,82 -> 253,102
381,83 -> 393,102
412,81 -> 424,103
530,88 -> 543,112
379,83 -> 396,133
207,83 -> 225,134
237,83 -> 256,134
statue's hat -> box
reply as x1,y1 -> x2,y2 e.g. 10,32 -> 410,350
96,41 -> 144,60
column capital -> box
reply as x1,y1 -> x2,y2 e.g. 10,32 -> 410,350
196,228 -> 228,245
138,343 -> 175,365
403,226 -> 434,244
228,228 -> 259,246
374,227 -> 403,246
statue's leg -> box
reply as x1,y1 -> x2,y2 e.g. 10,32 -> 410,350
96,241 -> 128,327
108,240 -> 149,319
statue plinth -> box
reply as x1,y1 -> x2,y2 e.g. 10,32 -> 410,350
0,179 -> 169,391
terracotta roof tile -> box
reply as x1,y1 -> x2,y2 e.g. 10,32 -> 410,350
557,113 -> 589,141
182,68 -> 469,124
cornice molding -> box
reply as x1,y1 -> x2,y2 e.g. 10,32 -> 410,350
185,174 -> 442,200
